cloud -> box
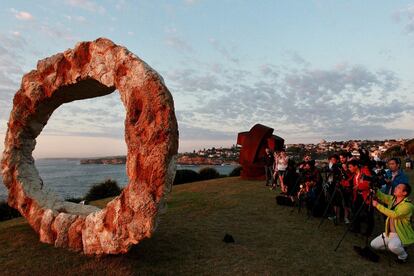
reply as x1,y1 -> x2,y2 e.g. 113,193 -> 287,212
37,92 -> 126,139
39,24 -> 77,41
284,50 -> 311,67
165,68 -> 230,93
10,8 -> 77,42
393,4 -> 414,34
165,34 -> 193,53
115,0 -> 127,10
166,57 -> 414,142
184,0 -> 200,5
65,0 -> 105,14
0,33 -> 27,119
16,11 -> 33,20
179,123 -> 235,140
11,9 -> 34,20
259,64 -> 279,78
208,38 -> 240,64
64,15 -> 86,23
165,29 -> 194,53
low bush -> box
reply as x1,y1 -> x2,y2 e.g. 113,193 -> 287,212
174,169 -> 200,185
199,167 -> 220,181
229,166 -> 242,177
84,179 -> 122,202
0,201 -> 21,221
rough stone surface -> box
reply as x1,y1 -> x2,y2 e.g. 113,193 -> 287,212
0,38 -> 179,255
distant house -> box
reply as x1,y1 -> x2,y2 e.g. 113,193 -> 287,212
351,150 -> 360,157
379,146 -> 386,152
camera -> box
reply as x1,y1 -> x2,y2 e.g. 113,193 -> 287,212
361,173 -> 383,189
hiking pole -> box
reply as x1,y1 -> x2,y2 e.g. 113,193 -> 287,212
318,184 -> 338,228
334,191 -> 374,251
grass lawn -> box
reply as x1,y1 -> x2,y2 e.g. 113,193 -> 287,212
1,171 -> 414,275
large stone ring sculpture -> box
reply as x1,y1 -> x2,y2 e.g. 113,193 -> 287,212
0,38 -> 179,255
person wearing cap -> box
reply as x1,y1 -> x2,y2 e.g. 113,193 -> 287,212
371,183 -> 414,263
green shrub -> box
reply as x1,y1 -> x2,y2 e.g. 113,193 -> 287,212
84,179 -> 122,202
174,169 -> 200,185
199,167 -> 220,181
382,145 -> 406,159
405,138 -> 414,155
0,201 -> 21,221
229,166 -> 242,177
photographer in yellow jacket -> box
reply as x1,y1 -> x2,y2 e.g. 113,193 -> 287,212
370,183 -> 414,264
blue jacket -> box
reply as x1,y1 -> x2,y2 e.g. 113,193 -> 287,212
380,169 -> 409,194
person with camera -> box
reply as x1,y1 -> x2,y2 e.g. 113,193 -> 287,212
339,151 -> 353,224
275,159 -> 299,206
284,159 -> 299,198
298,160 -> 323,216
348,159 -> 375,236
370,182 -> 414,263
381,158 -> 409,195
326,154 -> 344,224
297,154 -> 312,173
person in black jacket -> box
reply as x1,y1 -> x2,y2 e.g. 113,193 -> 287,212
297,160 -> 323,215
326,154 -> 344,224
264,148 -> 274,186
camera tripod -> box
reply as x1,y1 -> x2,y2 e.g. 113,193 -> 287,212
289,172 -> 304,213
317,182 -> 346,227
305,185 -> 325,220
334,189 -> 376,251
291,175 -> 315,214
307,169 -> 335,221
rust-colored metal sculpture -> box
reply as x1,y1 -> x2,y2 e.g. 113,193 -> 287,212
237,124 -> 284,180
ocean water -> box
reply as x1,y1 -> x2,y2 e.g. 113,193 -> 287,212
0,159 -> 238,202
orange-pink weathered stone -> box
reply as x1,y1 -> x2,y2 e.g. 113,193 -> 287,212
0,38 -> 179,255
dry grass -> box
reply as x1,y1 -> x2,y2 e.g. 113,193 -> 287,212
1,172 -> 414,275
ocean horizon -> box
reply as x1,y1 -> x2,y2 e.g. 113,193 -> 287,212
0,158 -> 238,202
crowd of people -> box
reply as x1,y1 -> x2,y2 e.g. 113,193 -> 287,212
264,148 -> 414,264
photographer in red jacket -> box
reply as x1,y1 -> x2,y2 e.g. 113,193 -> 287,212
348,159 -> 375,236
339,151 -> 353,224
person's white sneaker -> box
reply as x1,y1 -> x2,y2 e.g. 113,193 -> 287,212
344,217 -> 351,224
328,215 -> 336,221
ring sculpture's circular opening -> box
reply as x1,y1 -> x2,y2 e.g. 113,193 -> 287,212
0,38 -> 179,255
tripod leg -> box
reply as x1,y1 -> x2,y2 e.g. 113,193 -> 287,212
318,187 -> 337,228
336,188 -> 346,224
307,186 -> 325,220
290,176 -> 302,213
334,193 -> 370,251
